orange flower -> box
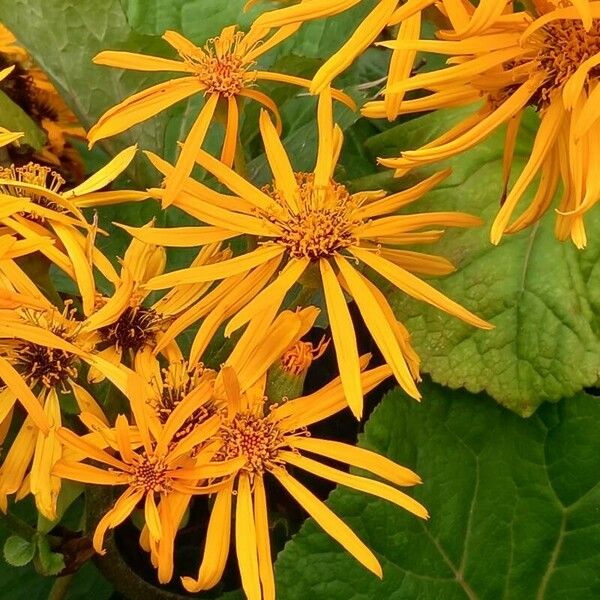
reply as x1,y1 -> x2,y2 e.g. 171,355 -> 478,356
88,25 -> 354,207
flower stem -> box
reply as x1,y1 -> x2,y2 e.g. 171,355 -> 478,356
48,575 -> 74,600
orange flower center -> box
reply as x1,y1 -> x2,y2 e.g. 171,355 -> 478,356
218,413 -> 286,475
535,19 -> 600,105
130,454 -> 169,493
99,306 -> 163,353
191,31 -> 251,97
265,173 -> 361,260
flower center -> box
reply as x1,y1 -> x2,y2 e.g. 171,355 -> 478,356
15,338 -> 77,389
188,31 -> 250,97
218,413 -> 286,475
535,19 -> 600,106
154,362 -> 219,441
99,306 -> 163,353
0,162 -> 67,223
265,173 -> 361,260
130,454 -> 169,493
13,306 -> 80,389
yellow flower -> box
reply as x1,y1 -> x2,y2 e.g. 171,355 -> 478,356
251,0 -> 513,101
0,146 -> 149,314
53,374 -> 243,583
374,0 -> 600,247
0,292 -> 135,517
87,25 -> 355,208
142,87 -> 491,418
81,229 -> 233,383
130,307 -> 323,582
181,326 -> 427,599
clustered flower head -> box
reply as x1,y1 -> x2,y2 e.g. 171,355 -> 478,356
0,1 -> 597,597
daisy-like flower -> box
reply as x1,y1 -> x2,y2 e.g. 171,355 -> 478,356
143,87 -> 491,418
87,25 -> 355,207
250,0 -> 515,105
0,23 -> 27,61
374,0 -> 600,247
53,374 -> 244,583
181,330 -> 427,599
81,229 -> 232,381
130,307 -> 319,582
0,293 -> 135,518
0,146 -> 148,314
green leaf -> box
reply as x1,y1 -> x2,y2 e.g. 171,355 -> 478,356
33,535 -> 65,577
3,535 -> 36,567
0,90 -> 46,149
366,107 -> 600,415
275,382 -> 600,599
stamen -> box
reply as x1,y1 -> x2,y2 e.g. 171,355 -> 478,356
181,31 -> 253,97
264,173 -> 362,260
130,453 -> 169,493
534,20 -> 600,107
99,306 -> 163,353
0,162 -> 67,223
217,413 -> 287,476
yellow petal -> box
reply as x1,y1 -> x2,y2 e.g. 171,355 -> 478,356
290,436 -> 421,487
272,467 -> 382,577
319,259 -> 363,419
351,246 -> 492,330
253,476 -> 275,600
88,77 -> 199,145
221,95 -> 239,168
181,481 -> 233,592
145,493 -> 162,541
145,244 -> 285,290
225,257 -> 309,336
235,473 -> 261,600
335,255 -> 421,400
162,94 -> 219,207
314,86 -> 335,189
0,356 -> 48,433
53,460 -> 129,485
93,50 -> 193,72
310,0 -> 398,94
259,109 -> 298,211
281,451 -> 428,519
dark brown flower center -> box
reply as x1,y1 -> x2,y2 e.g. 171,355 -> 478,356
99,306 -> 163,353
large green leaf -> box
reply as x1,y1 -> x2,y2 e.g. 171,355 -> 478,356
275,382 -> 600,599
365,107 -> 600,415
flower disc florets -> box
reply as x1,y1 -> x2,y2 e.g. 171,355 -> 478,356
188,31 -> 250,97
266,173 -> 361,260
99,306 -> 163,353
218,413 -> 286,476
534,20 -> 600,107
130,454 -> 169,493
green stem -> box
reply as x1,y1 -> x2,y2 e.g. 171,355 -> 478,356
48,574 -> 74,600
